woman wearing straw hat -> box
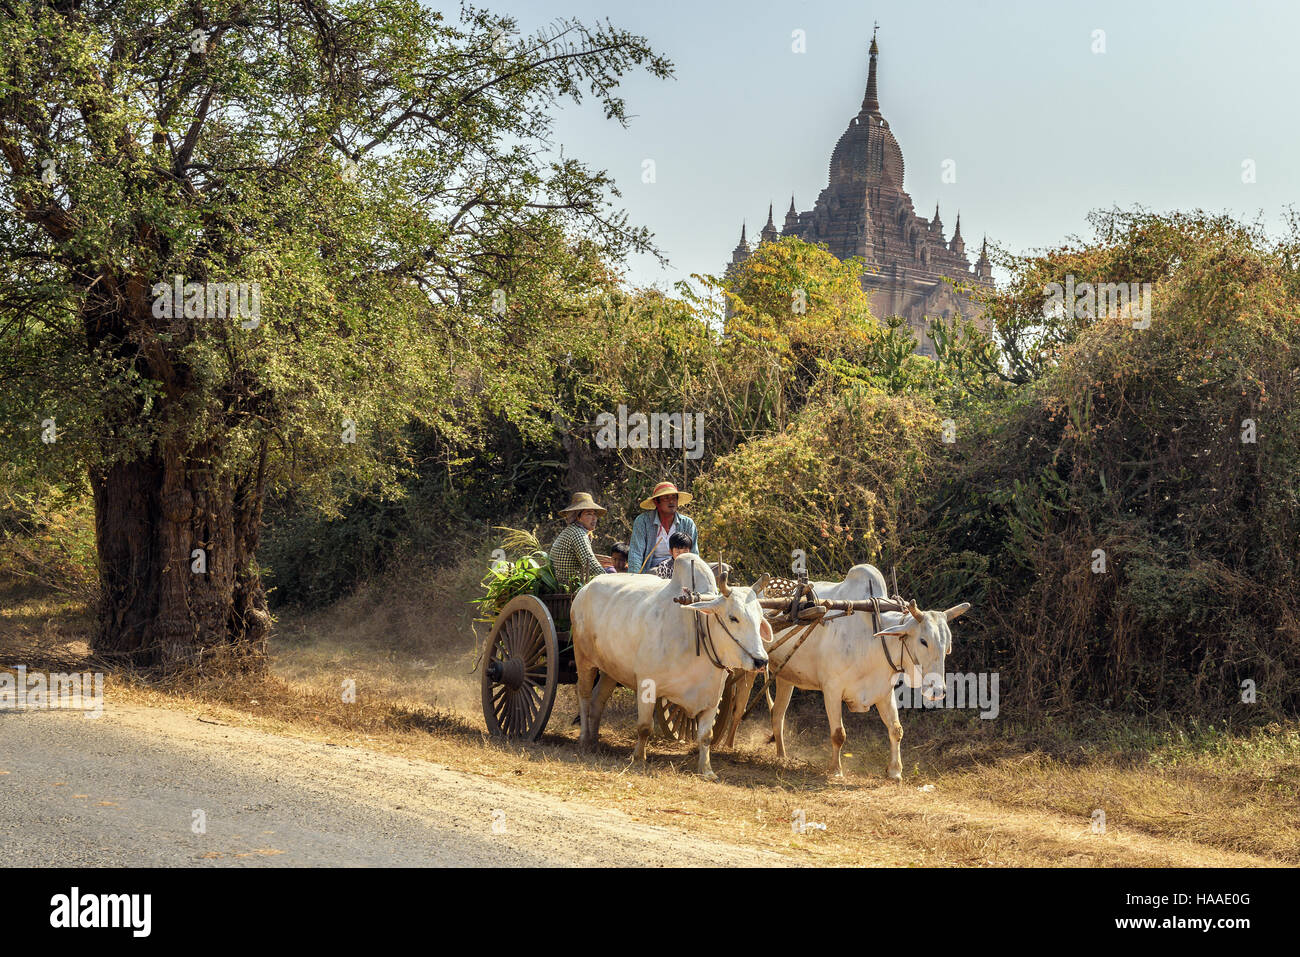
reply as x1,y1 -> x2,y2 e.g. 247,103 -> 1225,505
548,492 -> 609,588
628,481 -> 700,574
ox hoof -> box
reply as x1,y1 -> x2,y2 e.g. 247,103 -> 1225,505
700,770 -> 719,782
887,771 -> 903,783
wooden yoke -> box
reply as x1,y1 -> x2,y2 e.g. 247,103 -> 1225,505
671,590 -> 913,628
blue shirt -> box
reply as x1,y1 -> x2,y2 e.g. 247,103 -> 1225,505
628,511 -> 699,574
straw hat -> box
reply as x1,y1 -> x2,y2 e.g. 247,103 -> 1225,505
558,491 -> 607,516
639,481 -> 693,510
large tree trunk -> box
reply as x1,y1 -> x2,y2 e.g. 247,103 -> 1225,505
559,415 -> 598,495
84,277 -> 270,673
91,444 -> 271,672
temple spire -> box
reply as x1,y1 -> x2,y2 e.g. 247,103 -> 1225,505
783,195 -> 799,234
730,221 -> 751,263
760,202 -> 779,243
862,24 -> 880,114
974,235 -> 991,280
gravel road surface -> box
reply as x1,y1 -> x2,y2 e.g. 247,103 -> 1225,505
1,703 -> 785,867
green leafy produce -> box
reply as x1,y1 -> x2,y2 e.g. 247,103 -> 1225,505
473,552 -> 562,624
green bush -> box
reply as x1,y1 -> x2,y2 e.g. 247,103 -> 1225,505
905,223 -> 1300,719
693,383 -> 937,580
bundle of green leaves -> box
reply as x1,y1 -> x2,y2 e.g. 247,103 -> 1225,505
472,553 -> 562,624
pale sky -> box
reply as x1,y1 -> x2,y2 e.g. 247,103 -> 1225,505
451,0 -> 1300,289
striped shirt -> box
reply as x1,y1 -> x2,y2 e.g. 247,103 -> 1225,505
548,523 -> 606,589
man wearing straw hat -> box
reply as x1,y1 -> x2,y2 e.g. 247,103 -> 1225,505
548,492 -> 610,588
628,481 -> 700,575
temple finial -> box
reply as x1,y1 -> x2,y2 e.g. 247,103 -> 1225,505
862,25 -> 880,114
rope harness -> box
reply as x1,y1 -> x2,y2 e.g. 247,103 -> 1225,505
676,571 -> 924,725
875,595 -> 922,677
687,564 -> 752,671
737,589 -> 919,722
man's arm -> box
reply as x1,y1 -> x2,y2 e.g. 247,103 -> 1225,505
628,513 -> 648,573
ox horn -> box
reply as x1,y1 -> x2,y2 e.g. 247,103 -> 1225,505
907,599 -> 924,623
717,561 -> 731,597
751,572 -> 771,596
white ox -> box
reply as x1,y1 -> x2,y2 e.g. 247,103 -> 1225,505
570,554 -> 771,780
720,565 -> 970,779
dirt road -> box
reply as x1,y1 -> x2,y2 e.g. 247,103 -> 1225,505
0,703 -> 787,867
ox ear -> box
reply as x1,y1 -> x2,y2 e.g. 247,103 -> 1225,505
686,594 -> 726,613
944,603 -> 971,622
874,619 -> 914,639
750,573 -> 771,596
760,619 -> 774,644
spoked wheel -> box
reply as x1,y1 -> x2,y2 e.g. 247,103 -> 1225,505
711,673 -> 742,748
481,595 -> 559,741
653,698 -> 699,744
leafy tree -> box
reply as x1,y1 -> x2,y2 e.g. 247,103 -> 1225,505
0,0 -> 670,669
983,207 -> 1264,383
720,237 -> 877,420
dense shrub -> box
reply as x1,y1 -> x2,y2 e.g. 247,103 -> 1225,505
0,480 -> 98,602
693,383 -> 937,580
904,226 -> 1300,719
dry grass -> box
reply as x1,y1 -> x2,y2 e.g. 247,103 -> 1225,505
0,577 -> 95,669
3,568 -> 1298,866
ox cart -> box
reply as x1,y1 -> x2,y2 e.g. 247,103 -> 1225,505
479,589 -> 705,742
480,569 -> 916,744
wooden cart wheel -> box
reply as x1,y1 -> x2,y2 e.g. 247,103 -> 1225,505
653,698 -> 698,744
711,674 -> 741,749
481,595 -> 559,741
653,672 -> 747,745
